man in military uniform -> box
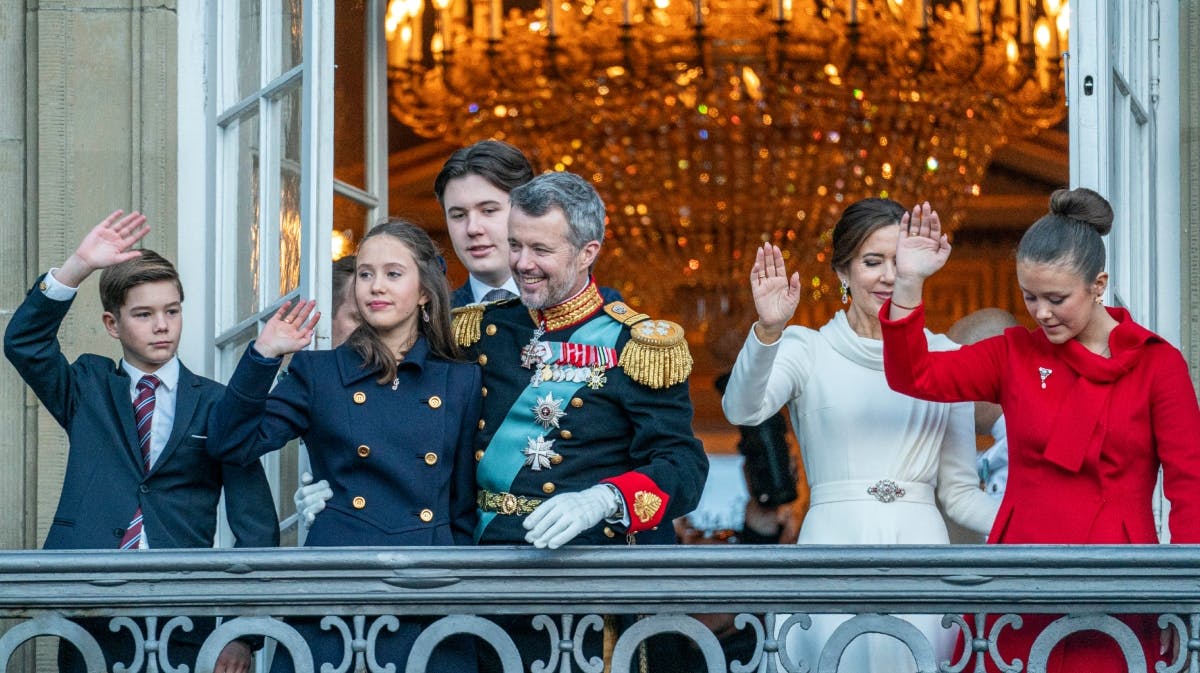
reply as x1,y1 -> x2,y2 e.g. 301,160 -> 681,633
453,171 -> 708,672
454,170 -> 708,548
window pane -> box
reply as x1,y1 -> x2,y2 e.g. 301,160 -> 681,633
333,193 -> 372,260
234,0 -> 262,102
234,113 -> 263,321
334,0 -> 367,188
279,0 -> 304,75
279,86 -> 303,296
277,439 -> 303,546
218,322 -> 258,381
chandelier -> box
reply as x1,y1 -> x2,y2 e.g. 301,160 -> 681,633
386,0 -> 1068,331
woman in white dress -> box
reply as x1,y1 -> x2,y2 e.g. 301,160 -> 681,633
722,198 -> 998,672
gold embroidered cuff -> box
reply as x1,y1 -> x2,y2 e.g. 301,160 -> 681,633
477,489 -> 544,516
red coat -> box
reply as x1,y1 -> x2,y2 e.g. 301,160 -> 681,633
880,303 -> 1200,672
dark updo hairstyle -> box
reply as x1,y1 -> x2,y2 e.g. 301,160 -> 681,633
433,139 -> 535,203
1016,187 -> 1113,283
830,198 -> 906,296
346,219 -> 459,384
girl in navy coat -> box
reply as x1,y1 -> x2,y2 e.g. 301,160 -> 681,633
212,219 -> 481,673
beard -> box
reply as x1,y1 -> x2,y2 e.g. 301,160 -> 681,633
518,268 -> 583,310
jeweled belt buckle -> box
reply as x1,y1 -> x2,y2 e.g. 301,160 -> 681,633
867,479 -> 905,503
500,493 -> 519,515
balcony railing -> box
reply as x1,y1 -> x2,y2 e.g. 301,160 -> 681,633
1,545 -> 1198,673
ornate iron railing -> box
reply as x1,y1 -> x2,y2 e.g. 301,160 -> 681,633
1,545 -> 1197,673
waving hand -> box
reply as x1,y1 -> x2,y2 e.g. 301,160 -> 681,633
750,242 -> 801,342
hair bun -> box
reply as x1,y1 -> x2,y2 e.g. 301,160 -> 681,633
1048,187 -> 1114,235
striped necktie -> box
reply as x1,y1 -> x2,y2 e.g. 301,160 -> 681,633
119,374 -> 160,549
482,288 -> 516,303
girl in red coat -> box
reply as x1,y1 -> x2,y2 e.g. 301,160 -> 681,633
879,188 -> 1200,673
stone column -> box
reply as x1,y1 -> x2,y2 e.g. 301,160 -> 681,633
0,2 -> 32,669
1184,1 -> 1200,388
0,1 -> 30,552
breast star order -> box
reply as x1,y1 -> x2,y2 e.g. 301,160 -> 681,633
531,392 -> 567,430
523,435 -> 561,471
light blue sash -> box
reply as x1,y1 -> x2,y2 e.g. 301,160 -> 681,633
475,315 -> 622,541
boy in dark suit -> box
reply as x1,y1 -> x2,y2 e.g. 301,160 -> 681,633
3,210 -> 278,673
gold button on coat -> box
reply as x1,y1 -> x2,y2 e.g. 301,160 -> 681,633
428,396 -> 442,409
550,454 -> 563,465
419,509 -> 434,522
353,391 -> 367,404
603,526 -> 615,538
478,419 -> 486,430
478,354 -> 489,366
424,452 -> 438,466
352,496 -> 366,509
356,445 -> 370,458
542,482 -> 556,494
38,281 -> 48,292
560,430 -> 573,440
482,386 -> 489,397
570,397 -> 583,408
485,324 -> 497,336
474,449 -> 485,462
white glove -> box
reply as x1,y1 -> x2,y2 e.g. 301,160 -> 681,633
293,471 -> 333,530
523,484 -> 620,549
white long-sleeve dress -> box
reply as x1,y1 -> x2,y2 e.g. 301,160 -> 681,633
723,312 -> 998,672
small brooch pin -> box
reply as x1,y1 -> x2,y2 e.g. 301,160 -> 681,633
1039,367 -> 1053,389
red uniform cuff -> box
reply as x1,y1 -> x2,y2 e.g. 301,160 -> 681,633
602,472 -> 670,533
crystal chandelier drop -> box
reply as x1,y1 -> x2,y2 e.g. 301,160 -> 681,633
387,0 -> 1068,324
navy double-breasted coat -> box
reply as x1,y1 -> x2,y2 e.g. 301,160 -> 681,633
211,337 -> 481,672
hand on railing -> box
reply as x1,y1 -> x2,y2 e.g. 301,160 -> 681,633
523,485 -> 619,549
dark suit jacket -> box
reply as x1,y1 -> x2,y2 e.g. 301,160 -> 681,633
451,282 -> 475,309
3,277 -> 279,551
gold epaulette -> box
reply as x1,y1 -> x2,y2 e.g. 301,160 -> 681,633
603,302 -> 649,326
604,302 -> 693,389
451,304 -> 485,347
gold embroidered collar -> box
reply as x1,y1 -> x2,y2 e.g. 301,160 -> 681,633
529,280 -> 605,332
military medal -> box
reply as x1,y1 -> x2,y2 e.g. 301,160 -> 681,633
523,435 -> 560,471
520,323 -> 548,369
587,365 -> 607,390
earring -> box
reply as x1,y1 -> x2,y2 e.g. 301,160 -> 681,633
421,305 -> 431,323
1094,295 -> 1103,305
839,280 -> 849,304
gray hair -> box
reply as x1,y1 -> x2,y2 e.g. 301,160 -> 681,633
509,171 -> 606,250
